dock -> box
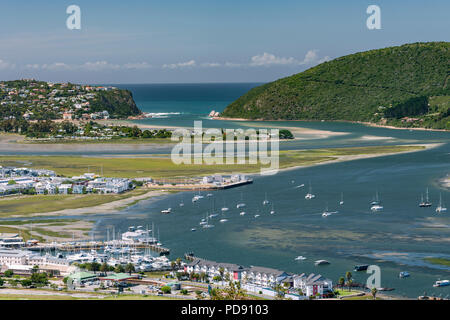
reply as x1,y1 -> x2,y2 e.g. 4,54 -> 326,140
146,179 -> 253,191
26,241 -> 170,256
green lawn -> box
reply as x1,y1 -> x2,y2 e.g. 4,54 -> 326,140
0,188 -> 149,217
0,145 -> 424,179
0,293 -> 178,300
0,145 -> 424,217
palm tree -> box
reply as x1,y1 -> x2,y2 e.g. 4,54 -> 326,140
338,277 -> 345,288
371,287 -> 378,300
125,263 -> 135,275
176,258 -> 182,269
100,262 -> 109,275
345,272 -> 352,290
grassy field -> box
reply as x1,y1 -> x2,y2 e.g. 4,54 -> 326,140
0,145 -> 424,179
0,145 -> 424,217
0,188 -> 149,217
0,226 -> 38,241
0,293 -> 177,300
424,257 -> 450,267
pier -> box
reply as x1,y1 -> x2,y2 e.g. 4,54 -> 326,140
26,241 -> 170,256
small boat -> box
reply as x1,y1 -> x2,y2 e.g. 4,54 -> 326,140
315,260 -> 330,266
305,182 -> 315,200
219,219 -> 228,223
294,256 -> 306,261
433,280 -> 450,287
436,193 -> 447,213
237,193 -> 246,209
399,271 -> 410,278
263,192 -> 270,205
371,191 -> 381,206
161,208 -> 172,214
371,204 -> 384,212
354,265 -> 369,272
322,203 -> 332,217
240,212 -> 246,216
419,188 -> 432,207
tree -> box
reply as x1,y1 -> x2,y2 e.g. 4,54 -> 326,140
21,279 -> 33,287
338,277 -> 345,288
88,262 -> 101,274
115,265 -> 125,273
160,286 -> 171,294
371,287 -> 378,300
4,270 -> 13,278
100,262 -> 109,274
125,263 -> 135,275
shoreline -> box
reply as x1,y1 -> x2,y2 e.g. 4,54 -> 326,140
5,144 -> 437,218
212,117 -> 450,133
268,143 -> 441,176
5,190 -> 167,219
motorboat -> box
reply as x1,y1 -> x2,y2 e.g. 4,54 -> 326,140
399,271 -> 410,278
433,280 -> 450,287
294,256 -> 306,261
354,265 -> 369,272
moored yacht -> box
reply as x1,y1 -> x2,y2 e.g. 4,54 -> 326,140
263,192 -> 270,205
305,182 -> 315,200
161,208 -> 172,214
436,193 -> 447,213
419,188 -> 432,207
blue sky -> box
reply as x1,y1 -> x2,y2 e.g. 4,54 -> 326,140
0,0 -> 448,83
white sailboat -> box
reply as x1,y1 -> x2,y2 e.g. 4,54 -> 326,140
370,191 -> 383,212
270,203 -> 275,215
237,192 -> 246,208
263,192 -> 270,205
419,188 -> 432,207
305,182 -> 315,200
436,193 -> 447,213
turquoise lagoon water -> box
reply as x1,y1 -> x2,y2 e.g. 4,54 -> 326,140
4,83 -> 450,298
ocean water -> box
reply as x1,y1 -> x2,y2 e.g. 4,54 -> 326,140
5,83 -> 450,298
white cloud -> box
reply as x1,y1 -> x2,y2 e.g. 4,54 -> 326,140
81,61 -> 121,71
248,50 -> 330,67
22,61 -> 152,71
41,62 -> 72,70
123,62 -> 152,70
250,53 -> 298,66
162,60 -> 196,69
200,62 -> 221,68
0,59 -> 16,70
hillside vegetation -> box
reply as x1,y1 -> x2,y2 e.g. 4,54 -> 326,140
222,42 -> 450,129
